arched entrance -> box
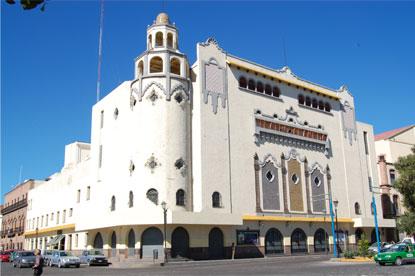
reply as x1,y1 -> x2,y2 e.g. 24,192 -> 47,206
171,227 -> 189,258
265,228 -> 284,254
111,231 -> 117,257
291,228 -> 307,254
127,229 -> 135,257
208,227 -> 224,259
94,232 -> 103,249
141,227 -> 163,258
314,229 -> 329,253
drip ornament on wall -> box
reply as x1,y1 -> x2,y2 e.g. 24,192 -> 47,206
145,154 -> 161,173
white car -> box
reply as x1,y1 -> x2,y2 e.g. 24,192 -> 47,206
368,242 -> 392,254
50,251 -> 80,268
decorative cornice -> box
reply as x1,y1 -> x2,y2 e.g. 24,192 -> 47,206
199,37 -> 226,54
258,153 -> 282,168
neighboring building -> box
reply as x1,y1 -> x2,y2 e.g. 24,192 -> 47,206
375,125 -> 415,241
1,179 -> 38,250
24,13 -> 395,260
0,205 -> 3,250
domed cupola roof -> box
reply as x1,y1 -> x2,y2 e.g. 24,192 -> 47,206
155,12 -> 170,25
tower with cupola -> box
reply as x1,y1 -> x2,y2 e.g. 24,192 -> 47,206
130,13 -> 192,212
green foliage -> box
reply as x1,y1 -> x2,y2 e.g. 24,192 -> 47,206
343,250 -> 355,259
394,146 -> 415,236
357,234 -> 370,257
5,0 -> 46,11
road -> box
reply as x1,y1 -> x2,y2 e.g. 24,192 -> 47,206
1,255 -> 414,275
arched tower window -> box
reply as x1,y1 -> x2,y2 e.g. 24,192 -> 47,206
324,102 -> 331,112
298,95 -> 305,105
239,76 -> 247,88
272,86 -> 280,97
155,32 -> 163,47
354,202 -> 361,215
129,191 -> 134,208
146,189 -> 158,205
137,60 -> 144,77
148,34 -> 152,49
170,58 -> 181,75
111,196 -> 116,211
212,192 -> 221,208
176,189 -> 185,206
248,79 -> 256,90
256,82 -> 264,93
150,56 -> 163,73
167,33 -> 173,48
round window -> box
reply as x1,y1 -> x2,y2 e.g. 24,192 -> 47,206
314,176 -> 321,187
291,174 -> 299,184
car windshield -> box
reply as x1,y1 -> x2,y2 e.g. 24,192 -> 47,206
88,250 -> 104,256
21,252 -> 35,256
388,245 -> 406,252
59,252 -> 72,256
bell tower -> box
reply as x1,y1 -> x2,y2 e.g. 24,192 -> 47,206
130,13 -> 192,212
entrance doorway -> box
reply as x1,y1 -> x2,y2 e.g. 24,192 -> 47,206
208,227 -> 224,259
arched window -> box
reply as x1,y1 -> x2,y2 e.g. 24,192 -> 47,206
324,102 -> 331,112
170,58 -> 181,75
298,95 -> 305,105
148,34 -> 152,49
239,76 -> 247,88
354,202 -> 361,215
265,84 -> 272,95
137,60 -> 144,76
176,189 -> 185,206
129,191 -> 134,208
256,82 -> 264,93
312,99 -> 318,108
318,100 -> 324,110
314,229 -> 329,253
305,96 -> 311,106
155,32 -> 163,47
212,192 -> 221,208
291,228 -> 307,253
150,56 -> 163,73
272,86 -> 280,97
389,169 -> 396,184
146,189 -> 158,205
167,33 -> 173,48
111,196 -> 116,211
248,79 -> 256,90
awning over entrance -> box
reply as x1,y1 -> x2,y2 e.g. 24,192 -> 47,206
46,234 -> 64,246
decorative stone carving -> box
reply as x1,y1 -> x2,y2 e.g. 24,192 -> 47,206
341,100 -> 357,145
129,160 -> 135,176
202,57 -> 227,114
147,89 -> 160,105
145,154 -> 161,173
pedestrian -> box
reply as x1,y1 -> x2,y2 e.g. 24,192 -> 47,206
33,249 -> 44,276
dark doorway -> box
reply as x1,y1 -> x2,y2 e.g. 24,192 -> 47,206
208,227 -> 224,259
141,227 -> 163,258
265,228 -> 284,254
94,232 -> 103,249
314,228 -> 329,253
127,229 -> 135,257
111,231 -> 117,257
171,227 -> 189,258
291,228 -> 307,254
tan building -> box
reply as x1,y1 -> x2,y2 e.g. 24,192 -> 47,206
375,125 -> 415,241
0,179 -> 36,250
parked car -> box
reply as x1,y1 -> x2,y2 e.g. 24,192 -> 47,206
80,250 -> 109,266
400,237 -> 415,244
0,251 -> 11,262
374,243 -> 415,266
50,250 -> 80,268
41,249 -> 55,266
368,242 -> 392,254
12,251 -> 36,268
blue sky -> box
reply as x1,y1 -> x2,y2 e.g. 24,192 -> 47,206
2,1 -> 414,201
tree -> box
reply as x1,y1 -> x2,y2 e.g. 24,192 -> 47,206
357,233 -> 370,257
394,146 -> 415,237
5,0 -> 46,11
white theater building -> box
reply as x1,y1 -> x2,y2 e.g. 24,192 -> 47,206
25,13 -> 396,260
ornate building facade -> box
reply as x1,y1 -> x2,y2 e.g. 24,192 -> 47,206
23,13 -> 396,260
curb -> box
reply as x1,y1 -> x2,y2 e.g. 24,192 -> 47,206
329,257 -> 374,263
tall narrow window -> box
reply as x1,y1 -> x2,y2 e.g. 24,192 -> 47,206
56,211 -> 60,224
354,202 -> 361,215
137,60 -> 144,76
69,208 -> 73,217
363,131 -> 369,155
75,234 -> 79,248
170,58 -> 181,75
86,186 -> 91,200
99,145 -> 103,168
389,169 -> 396,184
129,191 -> 134,208
41,216 -> 44,227
155,32 -> 163,47
45,214 -> 48,227
239,77 -> 247,88
62,210 -> 66,224
248,79 -> 256,90
100,110 -> 104,128
150,56 -> 163,73
176,189 -> 185,206
305,97 -> 311,106
298,95 -> 305,105
111,196 -> 116,211
167,33 -> 173,48
324,102 -> 331,112
272,86 -> 280,97
212,192 -> 221,208
77,189 -> 81,203
148,34 -> 152,49
257,82 -> 264,93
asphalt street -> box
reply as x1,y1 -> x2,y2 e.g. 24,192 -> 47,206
1,255 -> 414,276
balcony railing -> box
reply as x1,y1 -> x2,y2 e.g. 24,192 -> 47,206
1,199 -> 28,215
1,227 -> 24,238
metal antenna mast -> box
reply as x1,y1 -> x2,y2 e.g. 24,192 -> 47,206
96,0 -> 105,102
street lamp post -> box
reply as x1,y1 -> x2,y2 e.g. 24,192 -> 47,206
333,199 -> 340,256
161,201 -> 168,265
